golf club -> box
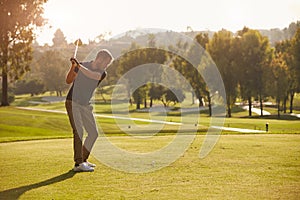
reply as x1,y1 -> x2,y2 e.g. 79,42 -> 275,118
70,38 -> 82,65
73,38 -> 82,58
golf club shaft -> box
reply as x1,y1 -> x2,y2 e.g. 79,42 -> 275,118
73,40 -> 79,58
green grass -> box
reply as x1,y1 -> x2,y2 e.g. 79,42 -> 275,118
223,117 -> 300,133
0,107 -> 72,142
1,102 -> 300,143
0,135 -> 299,199
0,94 -> 300,199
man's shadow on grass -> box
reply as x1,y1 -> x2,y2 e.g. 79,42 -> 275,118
0,170 -> 76,199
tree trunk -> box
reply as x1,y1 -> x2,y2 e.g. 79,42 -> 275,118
227,95 -> 231,117
289,90 -> 294,113
144,98 -> 147,108
136,96 -> 141,109
196,90 -> 202,107
283,95 -> 287,113
227,103 -> 231,117
136,102 -> 140,109
248,96 -> 252,117
191,92 -> 195,105
259,94 -> 263,117
277,99 -> 280,118
207,91 -> 212,117
150,97 -> 153,107
127,87 -> 132,106
200,96 -> 204,107
161,99 -> 167,107
1,39 -> 9,106
1,68 -> 9,106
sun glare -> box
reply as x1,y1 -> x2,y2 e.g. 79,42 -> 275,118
36,0 -> 300,45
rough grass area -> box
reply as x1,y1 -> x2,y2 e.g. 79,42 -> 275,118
0,135 -> 299,199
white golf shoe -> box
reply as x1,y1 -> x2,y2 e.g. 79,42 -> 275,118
84,161 -> 96,168
73,162 -> 94,172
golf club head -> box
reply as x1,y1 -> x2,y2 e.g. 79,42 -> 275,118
73,38 -> 83,58
74,38 -> 83,46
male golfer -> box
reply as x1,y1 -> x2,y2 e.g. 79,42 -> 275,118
65,49 -> 114,172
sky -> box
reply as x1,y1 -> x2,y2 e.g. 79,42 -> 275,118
36,0 -> 300,45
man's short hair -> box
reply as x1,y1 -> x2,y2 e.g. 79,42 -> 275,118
96,49 -> 114,66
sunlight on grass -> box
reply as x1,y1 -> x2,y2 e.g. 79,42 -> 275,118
0,135 -> 299,199
1,104 -> 300,143
0,94 -> 299,198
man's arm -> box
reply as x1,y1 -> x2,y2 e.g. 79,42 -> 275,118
66,62 -> 79,84
78,64 -> 102,80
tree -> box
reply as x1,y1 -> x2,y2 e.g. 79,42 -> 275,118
38,50 -> 69,96
168,37 -> 208,111
132,85 -> 147,109
149,84 -> 166,104
236,28 -> 272,116
194,33 -> 212,114
269,53 -> 289,118
52,29 -> 67,47
117,42 -> 167,109
195,32 -> 209,48
207,30 -> 237,117
291,28 -> 300,109
116,43 -> 145,107
164,87 -> 185,106
15,78 -> 45,96
275,39 -> 297,113
146,34 -> 165,107
0,0 -> 47,106
149,84 -> 185,107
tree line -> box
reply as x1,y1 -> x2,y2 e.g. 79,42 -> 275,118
2,26 -> 300,118
108,26 -> 300,118
1,1 -> 299,118
206,27 -> 300,117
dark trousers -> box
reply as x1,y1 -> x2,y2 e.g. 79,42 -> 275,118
65,100 -> 98,165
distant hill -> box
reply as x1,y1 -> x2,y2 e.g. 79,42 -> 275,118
107,21 -> 300,47
258,21 -> 300,45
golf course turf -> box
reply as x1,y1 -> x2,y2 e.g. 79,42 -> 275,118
0,135 -> 299,199
0,103 -> 299,199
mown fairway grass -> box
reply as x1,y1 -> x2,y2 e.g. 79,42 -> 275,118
1,95 -> 300,199
0,135 -> 299,199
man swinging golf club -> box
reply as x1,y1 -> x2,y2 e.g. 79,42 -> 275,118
65,43 -> 114,172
